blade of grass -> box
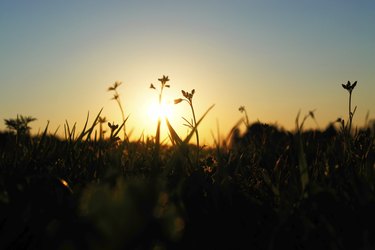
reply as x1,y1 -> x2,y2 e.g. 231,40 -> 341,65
165,118 -> 183,146
112,115 -> 129,139
295,111 -> 309,194
76,111 -> 91,141
183,104 -> 215,144
84,108 -> 103,141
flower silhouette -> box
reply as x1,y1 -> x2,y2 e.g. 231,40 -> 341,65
341,80 -> 358,134
108,81 -> 122,91
158,75 -> 170,86
341,81 -> 357,93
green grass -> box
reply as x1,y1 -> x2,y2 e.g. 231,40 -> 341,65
0,78 -> 374,249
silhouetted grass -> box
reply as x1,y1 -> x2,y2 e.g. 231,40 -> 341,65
0,79 -> 374,249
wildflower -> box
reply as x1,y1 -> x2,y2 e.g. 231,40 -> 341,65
111,93 -> 119,100
98,116 -> 107,123
175,88 -> 200,160
158,75 -> 170,85
107,80 -> 127,140
239,106 -> 245,113
340,80 -> 358,135
180,89 -> 194,102
108,122 -> 119,131
150,75 -> 171,151
108,81 -> 122,91
342,81 -> 357,93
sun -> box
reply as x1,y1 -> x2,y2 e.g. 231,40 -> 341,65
147,100 -> 173,122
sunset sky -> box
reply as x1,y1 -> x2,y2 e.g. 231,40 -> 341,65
1,1 -> 374,145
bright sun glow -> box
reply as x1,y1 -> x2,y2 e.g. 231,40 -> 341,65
147,100 -> 173,122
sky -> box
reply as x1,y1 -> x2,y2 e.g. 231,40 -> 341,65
1,0 -> 374,145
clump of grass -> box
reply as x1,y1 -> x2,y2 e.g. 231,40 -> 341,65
4,115 -> 36,136
4,115 -> 37,147
108,81 -> 128,141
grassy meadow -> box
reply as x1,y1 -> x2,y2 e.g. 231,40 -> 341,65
0,78 -> 374,250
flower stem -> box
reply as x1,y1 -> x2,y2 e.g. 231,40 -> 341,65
116,98 -> 127,140
192,107 -> 199,145
348,91 -> 352,134
189,101 -> 200,165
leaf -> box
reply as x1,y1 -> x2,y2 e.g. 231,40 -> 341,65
174,98 -> 183,104
76,111 -> 91,141
85,108 -> 104,141
74,108 -> 103,144
112,115 -> 129,139
296,133 -> 309,194
261,170 -> 280,198
165,118 -> 183,145
181,117 -> 193,128
34,120 -> 50,154
352,81 -> 357,88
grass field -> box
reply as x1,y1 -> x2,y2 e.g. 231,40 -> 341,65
0,79 -> 374,249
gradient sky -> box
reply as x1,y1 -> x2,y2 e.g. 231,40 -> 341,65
1,0 -> 374,145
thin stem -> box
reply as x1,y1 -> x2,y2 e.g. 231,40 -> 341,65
116,98 -> 127,140
99,123 -> 103,140
190,102 -> 199,153
155,85 -> 164,146
181,97 -> 200,163
348,91 -> 352,134
244,109 -> 250,127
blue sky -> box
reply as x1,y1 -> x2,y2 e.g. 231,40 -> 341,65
1,0 -> 374,144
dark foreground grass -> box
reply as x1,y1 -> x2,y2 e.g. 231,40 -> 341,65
1,79 -> 374,249
0,119 -> 374,250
